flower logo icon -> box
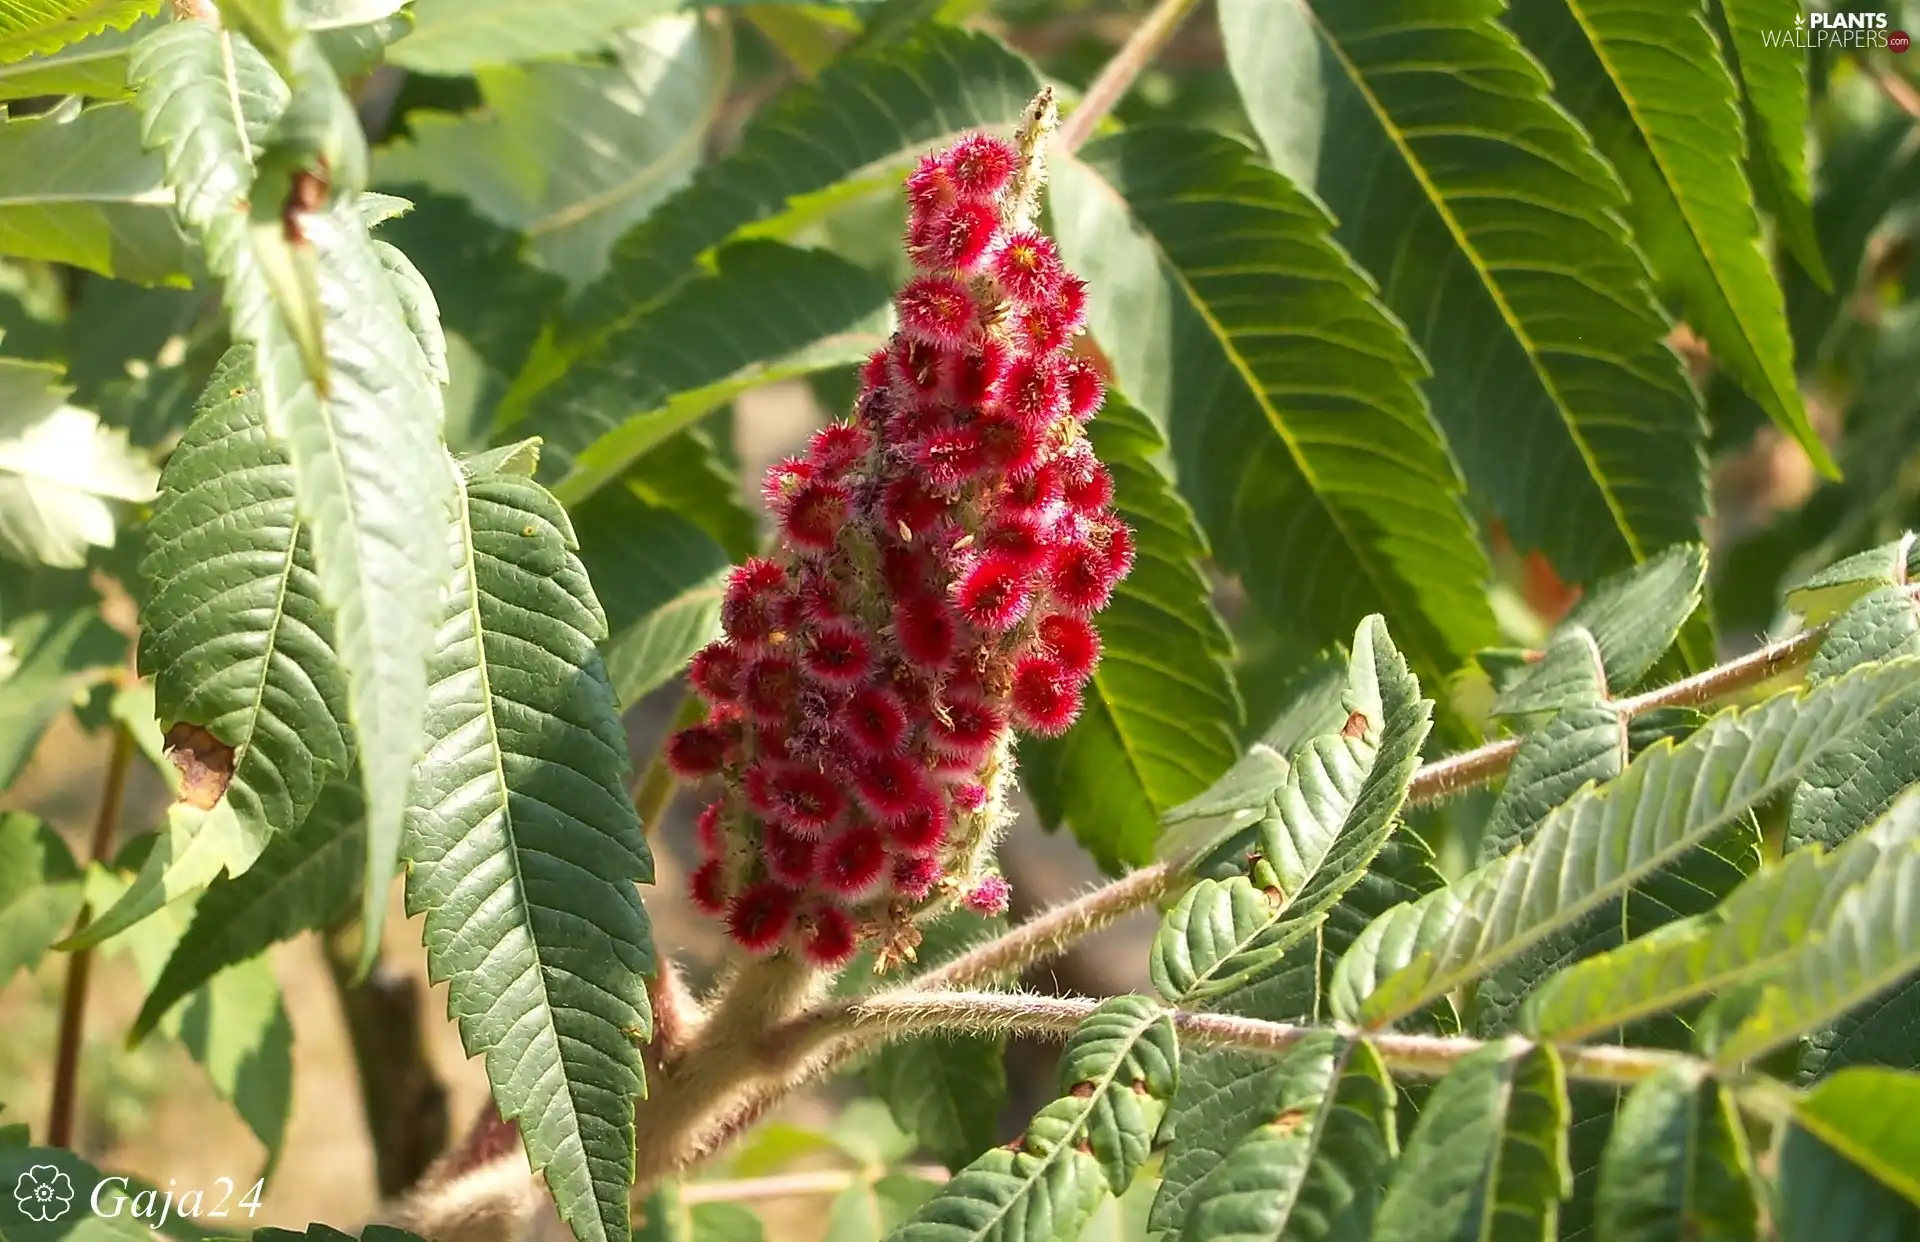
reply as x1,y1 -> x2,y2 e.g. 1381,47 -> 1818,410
13,1165 -> 74,1222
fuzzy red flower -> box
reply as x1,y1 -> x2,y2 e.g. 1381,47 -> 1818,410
904,153 -> 954,215
889,336 -> 947,403
944,134 -> 1018,202
993,231 -> 1064,306
728,881 -> 796,953
954,554 -> 1035,633
1048,527 -> 1127,615
1011,655 -> 1082,736
976,411 -> 1047,479
690,859 -> 728,915
763,823 -> 818,887
780,479 -> 850,552
1037,613 -> 1101,677
1051,274 -> 1088,336
801,903 -> 858,966
930,693 -> 1005,766
894,595 -> 956,669
743,656 -> 801,723
842,685 -> 909,755
911,199 -> 1000,272
948,781 -> 988,812
1061,455 -> 1114,512
982,514 -> 1053,573
768,764 -> 845,836
882,478 -> 950,538
996,354 -> 1065,427
918,426 -> 992,489
804,621 -> 871,687
964,875 -> 1011,915
808,421 -> 870,476
888,797 -> 948,855
941,336 -> 1009,406
898,275 -> 982,347
1061,356 -> 1104,422
818,825 -> 889,898
856,752 -> 932,822
665,724 -> 729,780
689,641 -> 745,705
1012,305 -> 1068,355
892,854 -> 941,899
721,558 -> 788,650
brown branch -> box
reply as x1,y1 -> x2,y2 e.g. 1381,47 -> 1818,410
1056,0 -> 1208,154
47,724 -> 135,1149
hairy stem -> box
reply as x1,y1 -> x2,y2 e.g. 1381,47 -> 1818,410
47,724 -> 134,1149
680,1166 -> 949,1205
1056,0 -> 1207,153
837,990 -> 1685,1087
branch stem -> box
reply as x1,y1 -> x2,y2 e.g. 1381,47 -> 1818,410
838,991 -> 1683,1087
48,723 -> 135,1148
680,1166 -> 948,1205
1056,0 -> 1207,153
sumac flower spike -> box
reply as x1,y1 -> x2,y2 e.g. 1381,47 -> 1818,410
666,91 -> 1132,967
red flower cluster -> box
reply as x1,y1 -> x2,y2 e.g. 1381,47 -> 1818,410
668,102 -> 1132,967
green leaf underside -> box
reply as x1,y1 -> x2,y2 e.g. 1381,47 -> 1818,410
1593,1064 -> 1758,1242
515,23 -> 1038,413
0,101 -> 185,284
1177,1039 -> 1396,1242
518,239 -> 890,506
1524,797 -> 1919,1043
0,357 -> 156,569
376,15 -> 726,288
133,781 -> 363,1039
1717,0 -> 1828,285
1343,657 -> 1920,1028
1508,0 -> 1825,475
132,22 -> 456,959
1053,126 -> 1495,684
403,467 -> 652,1242
871,1036 -> 1007,1172
138,345 -> 352,866
1023,393 -> 1241,871
1220,0 -> 1705,585
1150,616 -> 1431,1008
387,0 -> 679,74
1372,1041 -> 1570,1242
0,0 -> 157,64
887,997 -> 1178,1242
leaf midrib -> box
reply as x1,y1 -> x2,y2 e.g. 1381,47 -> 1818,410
1299,0 -> 1640,561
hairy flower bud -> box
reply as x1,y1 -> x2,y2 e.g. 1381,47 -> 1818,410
666,92 -> 1132,966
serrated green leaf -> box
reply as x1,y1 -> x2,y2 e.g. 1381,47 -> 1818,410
1791,1068 -> 1920,1208
387,0 -> 679,73
0,12 -> 150,100
0,101 -> 186,284
1023,392 -> 1240,871
1055,995 -> 1177,1194
1507,0 -> 1824,475
1148,616 -> 1430,1006
871,1035 -> 1007,1172
402,465 -> 653,1242
377,15 -> 726,288
1488,628 -> 1610,721
0,358 -> 154,569
0,811 -> 81,985
1176,1039 -> 1395,1242
1219,0 -> 1705,585
1502,545 -> 1709,705
518,239 -> 891,505
885,1128 -> 1105,1242
1477,643 -> 1623,865
0,0 -> 156,64
625,428 -> 755,559
512,23 -> 1037,416
1592,1064 -> 1757,1242
1342,657 -> 1920,1028
1716,0 -> 1827,285
132,21 -> 456,962
1052,126 -> 1495,685
131,780 -> 363,1039
1776,1111 -> 1920,1242
1525,791 -> 1918,1042
1373,1041 -> 1570,1242
1785,535 -> 1915,626
137,344 -> 352,861
571,482 -> 730,709
1799,975 -> 1920,1081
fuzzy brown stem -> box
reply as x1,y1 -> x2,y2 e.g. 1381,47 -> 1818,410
47,725 -> 134,1149
838,990 -> 1685,1087
1056,0 -> 1207,153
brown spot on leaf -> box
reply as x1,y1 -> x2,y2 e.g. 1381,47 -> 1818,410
165,723 -> 234,810
283,166 -> 330,244
1070,1081 -> 1096,1098
1004,1136 -> 1026,1153
1271,1108 -> 1309,1136
1340,711 -> 1369,739
1076,1139 -> 1093,1154
1131,1077 -> 1150,1094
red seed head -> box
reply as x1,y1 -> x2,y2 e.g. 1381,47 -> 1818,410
808,421 -> 870,476
665,724 -> 729,780
918,426 -> 992,489
910,199 -> 1001,272
944,134 -> 1018,202
861,347 -> 893,393
904,153 -> 954,216
780,478 -> 851,552
942,337 -> 1010,407
856,752 -> 932,821
977,411 -> 1047,479
1061,455 -> 1114,512
1012,305 -> 1068,356
954,554 -> 1035,633
1048,525 -> 1127,615
929,693 -> 1005,766
1052,274 -> 1089,337
690,859 -> 729,915
800,903 -> 858,966
898,275 -> 982,347
761,456 -> 814,509
1011,655 -> 1082,736
818,825 -> 889,898
721,558 -> 789,650
1037,613 -> 1101,678
1062,357 -> 1105,422
762,822 -> 818,887
689,641 -> 745,706
993,231 -> 1064,307
894,595 -> 957,669
892,854 -> 941,899
982,513 -> 1053,573
882,477 -> 951,539
887,795 -> 948,855
996,354 -> 1065,428
948,780 -> 989,812
769,764 -> 845,836
802,621 -> 872,687
964,875 -> 1012,915
728,881 -> 796,953
889,337 -> 947,403
744,655 -> 802,723
842,685 -> 910,755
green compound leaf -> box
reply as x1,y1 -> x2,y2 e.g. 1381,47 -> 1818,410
871,1036 -> 1007,1173
1023,392 -> 1240,872
1340,657 -> 1920,1028
1177,1039 -> 1395,1242
1507,0 -> 1826,475
1052,126 -> 1496,686
513,23 -> 1039,417
0,14 -> 151,101
1717,0 -> 1828,285
1373,1041 -> 1571,1242
1219,0 -> 1706,586
131,781 -> 363,1040
403,462 -> 653,1242
1593,1064 -> 1759,1242
0,357 -> 156,570
388,0 -> 679,74
137,345 -> 352,868
0,100 -> 186,283
0,0 -> 157,64
886,997 -> 1180,1241
1149,615 -> 1430,1006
